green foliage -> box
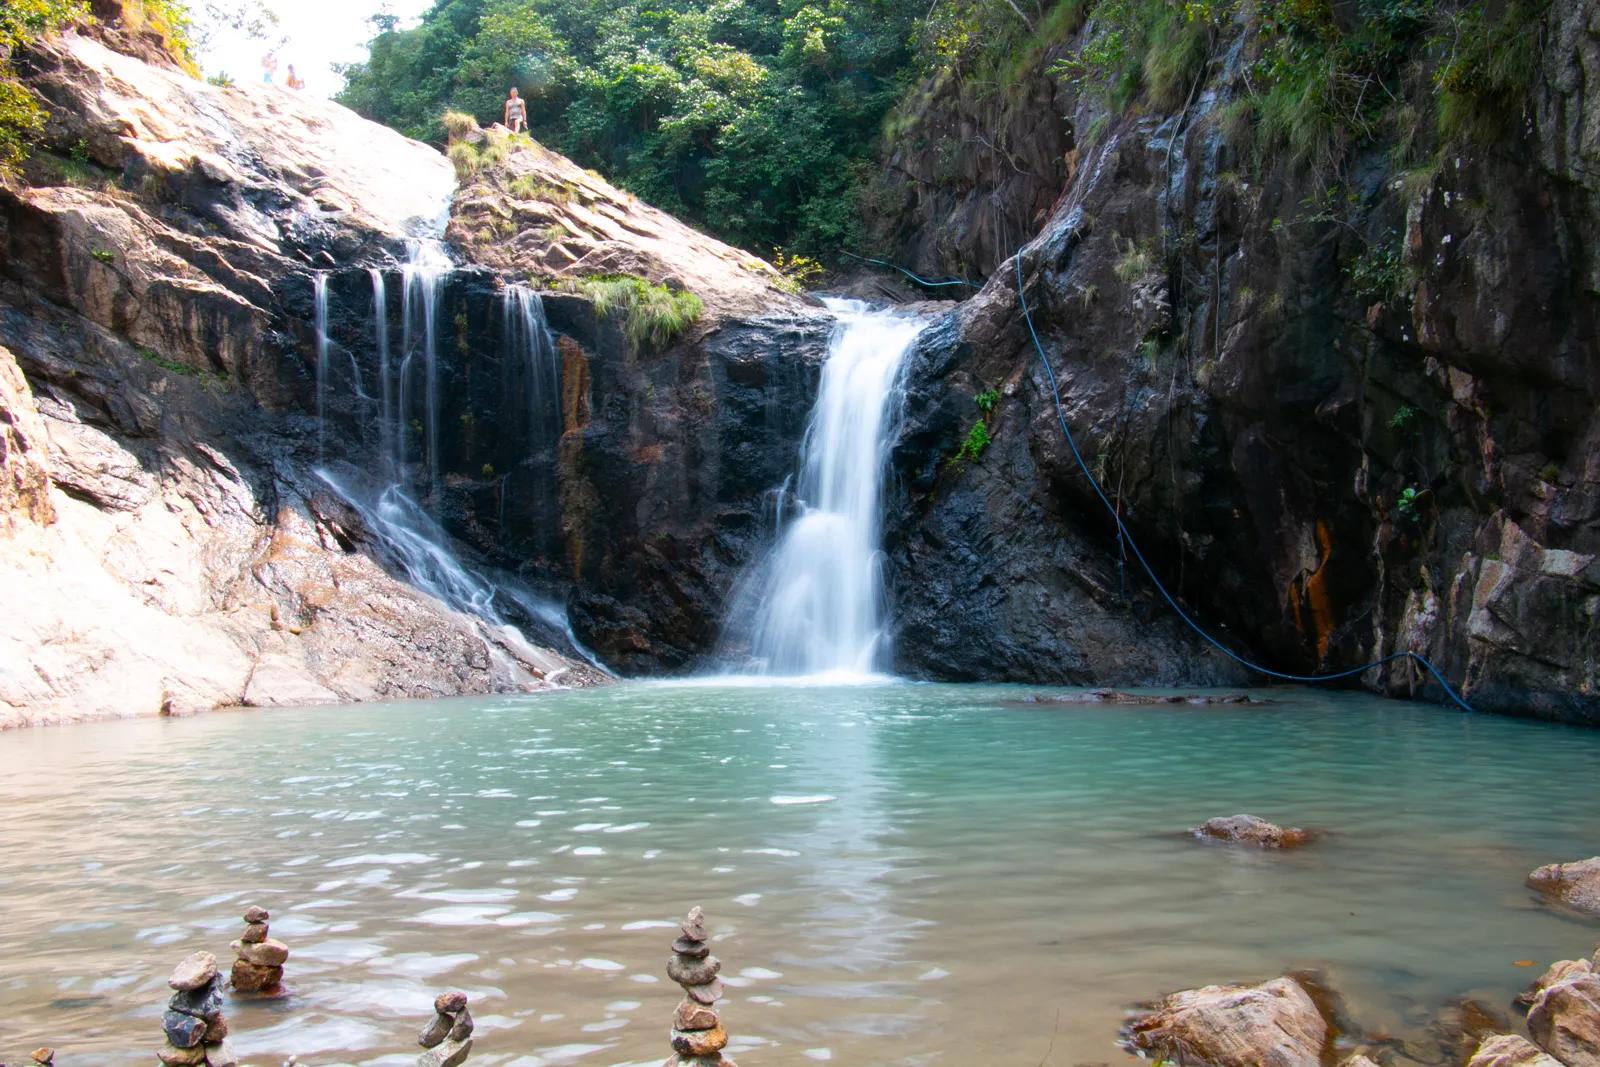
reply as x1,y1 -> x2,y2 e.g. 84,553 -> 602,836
1051,0 -> 1222,112
441,109 -> 479,138
975,387 -> 1000,413
1388,403 -> 1420,432
1114,237 -> 1156,282
771,249 -> 824,293
120,0 -> 199,74
951,418 -> 993,467
338,0 -> 923,253
0,0 -> 89,174
90,249 -> 116,263
1348,230 -> 1407,302
448,141 -> 484,179
508,173 -> 572,202
206,71 -> 234,87
577,274 -> 703,350
1396,484 -> 1422,518
1433,0 -> 1550,143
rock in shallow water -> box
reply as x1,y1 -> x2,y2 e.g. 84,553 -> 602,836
1528,857 -> 1600,918
1467,1034 -> 1565,1067
1526,971 -> 1600,1067
416,1038 -> 472,1067
1125,976 -> 1332,1066
162,1009 -> 207,1047
1192,814 -> 1314,849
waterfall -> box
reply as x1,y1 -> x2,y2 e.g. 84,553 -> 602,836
369,267 -> 397,480
503,284 -> 562,449
313,272 -> 329,457
399,238 -> 452,504
744,300 -> 927,678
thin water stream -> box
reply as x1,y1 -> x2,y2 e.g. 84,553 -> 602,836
1,685 -> 1596,1065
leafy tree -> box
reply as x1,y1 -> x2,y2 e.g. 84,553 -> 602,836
0,0 -> 89,173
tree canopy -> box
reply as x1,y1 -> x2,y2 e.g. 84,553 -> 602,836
337,0 -> 935,254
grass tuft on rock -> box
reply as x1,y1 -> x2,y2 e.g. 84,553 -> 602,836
577,275 -> 703,351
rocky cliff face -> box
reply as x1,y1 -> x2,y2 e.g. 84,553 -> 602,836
0,22 -> 835,724
871,2 -> 1600,723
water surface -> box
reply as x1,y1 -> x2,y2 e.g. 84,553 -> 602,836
1,684 -> 1596,1064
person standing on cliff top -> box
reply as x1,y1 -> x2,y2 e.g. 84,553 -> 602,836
504,87 -> 527,133
285,64 -> 305,90
261,51 -> 278,84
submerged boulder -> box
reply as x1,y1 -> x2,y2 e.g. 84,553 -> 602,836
1124,976 -> 1332,1066
1526,971 -> 1600,1066
1192,814 -> 1315,849
1528,857 -> 1600,918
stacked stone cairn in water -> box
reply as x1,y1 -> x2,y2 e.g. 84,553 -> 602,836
417,991 -> 474,1067
229,905 -> 289,993
159,951 -> 237,1067
664,907 -> 737,1067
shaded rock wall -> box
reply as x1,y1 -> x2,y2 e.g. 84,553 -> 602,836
873,3 -> 1600,722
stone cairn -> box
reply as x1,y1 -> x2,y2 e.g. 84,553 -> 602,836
664,907 -> 736,1066
417,991 -> 474,1067
159,951 -> 236,1067
229,905 -> 289,993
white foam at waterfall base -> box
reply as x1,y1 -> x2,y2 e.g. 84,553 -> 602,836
735,299 -> 927,680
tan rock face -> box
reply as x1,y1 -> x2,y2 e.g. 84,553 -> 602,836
1125,976 -> 1331,1067
1526,972 -> 1600,1067
1467,1034 -> 1566,1067
1528,857 -> 1600,918
0,346 -> 55,532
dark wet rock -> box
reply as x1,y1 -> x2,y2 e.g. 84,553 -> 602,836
672,936 -> 711,958
162,1010 -> 207,1048
1192,814 -> 1314,850
242,906 -> 270,924
667,955 -> 722,988
167,982 -> 222,1019
1526,971 -> 1600,1066
1124,975 -> 1334,1066
200,1013 -> 228,1042
167,953 -> 218,992
228,960 -> 281,995
1528,857 -> 1600,918
240,923 -> 269,944
1467,1034 -> 1565,1067
418,990 -> 473,1064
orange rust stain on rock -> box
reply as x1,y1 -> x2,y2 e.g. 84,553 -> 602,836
559,336 -> 591,434
1289,520 -> 1337,662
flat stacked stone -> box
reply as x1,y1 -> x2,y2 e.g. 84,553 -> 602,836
229,905 -> 289,994
31,1049 -> 55,1066
664,907 -> 736,1067
159,952 -> 237,1067
417,991 -> 474,1067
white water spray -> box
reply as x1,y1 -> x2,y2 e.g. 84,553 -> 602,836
745,300 -> 926,677
399,238 -> 452,503
503,284 -> 562,447
313,272 -> 329,456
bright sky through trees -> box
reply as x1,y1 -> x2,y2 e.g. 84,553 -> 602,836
196,0 -> 430,97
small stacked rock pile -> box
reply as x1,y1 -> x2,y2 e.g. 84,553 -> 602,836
417,991 -> 474,1067
664,907 -> 736,1066
160,951 -> 237,1067
229,905 -> 289,993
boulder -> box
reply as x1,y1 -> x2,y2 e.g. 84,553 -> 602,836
1528,858 -> 1600,918
1526,971 -> 1600,1066
1467,1034 -> 1565,1066
1125,976 -> 1332,1066
1192,814 -> 1314,849
1518,958 -> 1594,1006
416,1038 -> 472,1067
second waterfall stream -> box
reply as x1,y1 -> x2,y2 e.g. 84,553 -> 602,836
745,299 -> 928,678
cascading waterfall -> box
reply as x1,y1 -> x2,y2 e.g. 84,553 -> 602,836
399,238 -> 452,504
503,284 -> 562,448
310,238 -> 597,671
313,272 -> 329,457
745,299 -> 927,677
